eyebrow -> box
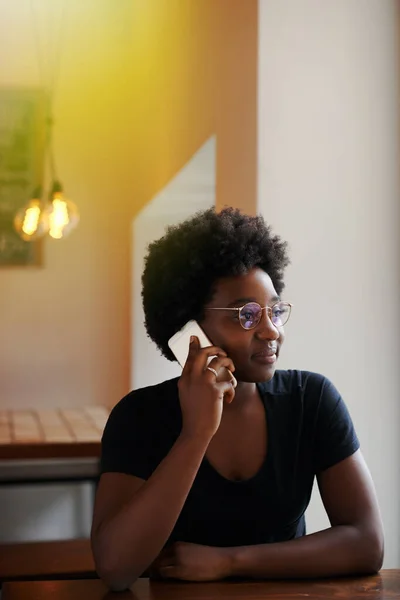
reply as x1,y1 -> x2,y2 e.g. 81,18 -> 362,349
226,295 -> 281,308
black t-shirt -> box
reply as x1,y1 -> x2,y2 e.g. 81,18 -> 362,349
100,370 -> 359,548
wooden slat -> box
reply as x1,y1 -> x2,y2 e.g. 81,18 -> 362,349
0,407 -> 108,458
0,411 -> 11,443
59,409 -> 100,442
12,411 -> 42,443
83,406 -> 108,433
35,410 -> 75,443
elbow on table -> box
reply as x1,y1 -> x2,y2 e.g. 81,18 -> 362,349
96,558 -> 140,592
91,540 -> 141,592
358,528 -> 384,574
364,546 -> 384,575
105,577 -> 138,593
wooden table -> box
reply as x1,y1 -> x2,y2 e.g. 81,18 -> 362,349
0,407 -> 109,484
0,538 -> 96,583
2,572 -> 400,600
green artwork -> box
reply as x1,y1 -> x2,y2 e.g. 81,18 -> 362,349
0,89 -> 45,266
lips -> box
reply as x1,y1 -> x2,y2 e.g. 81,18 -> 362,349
252,346 -> 278,365
253,346 -> 278,358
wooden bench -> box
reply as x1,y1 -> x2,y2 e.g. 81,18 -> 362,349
0,538 -> 97,584
0,407 -> 109,460
0,410 -> 109,585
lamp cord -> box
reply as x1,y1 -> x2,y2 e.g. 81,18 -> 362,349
30,0 -> 67,191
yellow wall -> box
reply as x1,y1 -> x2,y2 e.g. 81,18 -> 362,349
0,0 -> 257,409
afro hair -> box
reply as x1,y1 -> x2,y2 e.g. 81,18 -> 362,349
142,207 -> 290,360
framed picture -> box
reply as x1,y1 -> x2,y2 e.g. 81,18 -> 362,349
0,88 -> 46,266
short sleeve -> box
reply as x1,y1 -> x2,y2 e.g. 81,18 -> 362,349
100,391 -> 157,480
313,376 -> 360,473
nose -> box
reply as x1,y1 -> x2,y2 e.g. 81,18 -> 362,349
255,308 -> 280,341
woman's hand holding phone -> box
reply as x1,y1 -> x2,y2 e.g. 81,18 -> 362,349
178,337 -> 236,442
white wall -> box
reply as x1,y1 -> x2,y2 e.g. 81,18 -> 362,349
258,0 -> 400,567
131,137 -> 216,390
0,483 -> 92,543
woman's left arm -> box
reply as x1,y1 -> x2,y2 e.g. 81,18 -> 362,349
227,450 -> 384,579
155,450 -> 384,581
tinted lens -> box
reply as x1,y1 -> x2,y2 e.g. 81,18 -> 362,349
271,302 -> 290,327
239,303 -> 262,330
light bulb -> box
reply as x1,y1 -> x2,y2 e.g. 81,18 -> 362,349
14,197 -> 49,241
45,189 -> 79,239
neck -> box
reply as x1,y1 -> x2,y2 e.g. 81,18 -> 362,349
226,380 -> 258,411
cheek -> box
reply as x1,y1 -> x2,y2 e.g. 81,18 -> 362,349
203,322 -> 249,354
225,336 -> 253,362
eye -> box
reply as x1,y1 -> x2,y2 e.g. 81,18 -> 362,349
242,310 -> 254,320
239,303 -> 262,328
271,303 -> 290,325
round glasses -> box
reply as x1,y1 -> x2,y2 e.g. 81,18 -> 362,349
206,301 -> 292,330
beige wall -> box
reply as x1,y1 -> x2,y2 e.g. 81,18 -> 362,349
0,0 -> 257,412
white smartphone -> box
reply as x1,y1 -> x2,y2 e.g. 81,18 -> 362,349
168,320 -> 236,385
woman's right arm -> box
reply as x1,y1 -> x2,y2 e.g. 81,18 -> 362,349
91,339 -> 235,591
91,434 -> 209,591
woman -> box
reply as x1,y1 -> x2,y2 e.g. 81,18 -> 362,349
91,208 -> 384,591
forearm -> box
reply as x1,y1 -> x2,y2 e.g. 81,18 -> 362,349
94,434 -> 209,589
228,525 -> 383,579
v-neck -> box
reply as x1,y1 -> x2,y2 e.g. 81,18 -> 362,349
202,382 -> 272,485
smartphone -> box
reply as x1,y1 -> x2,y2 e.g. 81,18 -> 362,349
168,320 -> 236,385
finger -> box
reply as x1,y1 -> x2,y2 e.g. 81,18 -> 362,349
153,544 -> 175,566
157,556 -> 175,569
151,556 -> 172,571
190,346 -> 228,376
204,357 -> 236,388
206,355 -> 235,375
219,371 -> 237,388
158,565 -> 180,580
219,379 -> 236,404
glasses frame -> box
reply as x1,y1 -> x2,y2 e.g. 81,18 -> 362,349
206,301 -> 293,330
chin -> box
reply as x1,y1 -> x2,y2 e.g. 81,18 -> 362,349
258,365 -> 276,382
253,355 -> 279,382
237,364 -> 277,383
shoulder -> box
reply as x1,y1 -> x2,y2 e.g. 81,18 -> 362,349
262,371 -> 359,471
104,377 -> 180,433
101,378 -> 180,478
112,376 -> 179,412
261,369 -> 332,397
259,369 -> 345,418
